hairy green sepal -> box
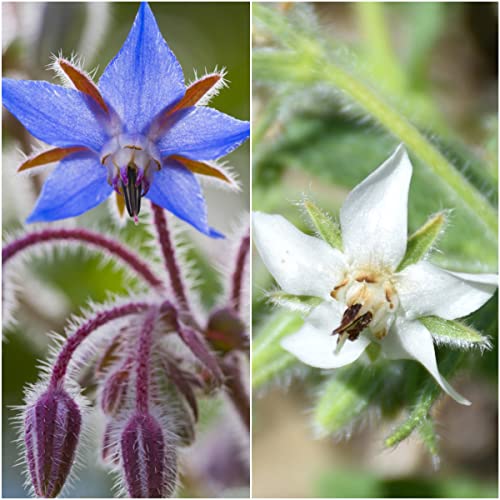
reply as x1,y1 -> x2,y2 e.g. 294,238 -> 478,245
303,199 -> 342,249
397,211 -> 446,270
420,316 -> 491,349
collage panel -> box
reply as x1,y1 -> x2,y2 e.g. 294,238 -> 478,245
252,2 -> 498,498
3,2 -> 249,498
1,1 -> 499,500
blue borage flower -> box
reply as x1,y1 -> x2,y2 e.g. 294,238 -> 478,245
2,2 -> 249,238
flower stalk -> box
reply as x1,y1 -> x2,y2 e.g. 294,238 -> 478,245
49,302 -> 150,388
151,203 -> 190,310
230,231 -> 250,314
3,228 -> 164,292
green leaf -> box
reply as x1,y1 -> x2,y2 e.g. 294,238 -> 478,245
397,211 -> 447,270
302,199 -> 342,249
384,351 -> 463,448
313,363 -> 385,435
419,316 -> 491,350
252,310 -> 303,389
266,290 -> 322,313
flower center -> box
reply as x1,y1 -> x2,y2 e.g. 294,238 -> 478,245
330,269 -> 399,345
101,134 -> 161,220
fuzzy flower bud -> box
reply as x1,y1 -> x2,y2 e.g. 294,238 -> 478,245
206,307 -> 248,353
121,411 -> 177,498
24,388 -> 81,498
100,367 -> 130,416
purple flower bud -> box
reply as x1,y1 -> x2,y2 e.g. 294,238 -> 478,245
206,307 -> 248,353
100,367 -> 130,416
121,412 -> 177,498
24,388 -> 81,498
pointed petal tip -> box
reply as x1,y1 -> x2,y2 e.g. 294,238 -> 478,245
208,228 -> 225,239
441,377 -> 471,406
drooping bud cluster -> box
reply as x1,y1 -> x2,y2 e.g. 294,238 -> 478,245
7,201 -> 250,498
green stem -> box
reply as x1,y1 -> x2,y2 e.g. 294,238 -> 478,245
253,4 -> 498,239
355,2 -> 405,93
320,65 -> 497,236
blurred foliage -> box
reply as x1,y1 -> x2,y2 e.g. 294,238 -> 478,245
2,2 -> 249,498
314,468 -> 498,498
252,2 -> 497,497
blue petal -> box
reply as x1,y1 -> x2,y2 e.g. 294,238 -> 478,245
145,160 -> 223,238
27,152 -> 112,222
2,79 -> 108,151
98,2 -> 185,132
157,107 -> 250,161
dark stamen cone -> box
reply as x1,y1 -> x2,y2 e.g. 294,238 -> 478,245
121,166 -> 142,218
24,388 -> 81,498
121,412 -> 177,498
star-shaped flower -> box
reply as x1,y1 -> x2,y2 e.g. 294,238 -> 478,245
2,2 -> 249,237
253,145 -> 497,404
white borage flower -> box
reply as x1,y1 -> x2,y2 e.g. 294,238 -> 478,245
253,145 -> 498,405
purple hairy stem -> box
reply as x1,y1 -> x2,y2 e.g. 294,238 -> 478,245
50,302 -> 151,388
2,228 -> 165,292
230,231 -> 250,314
161,302 -> 223,384
150,203 -> 190,312
25,388 -> 81,497
135,307 -> 158,413
220,353 -> 250,431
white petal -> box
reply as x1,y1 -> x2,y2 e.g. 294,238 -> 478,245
281,301 -> 370,369
253,212 -> 347,298
340,144 -> 412,270
396,261 -> 497,320
448,271 -> 498,286
383,319 -> 470,405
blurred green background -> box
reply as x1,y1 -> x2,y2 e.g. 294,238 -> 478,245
252,2 -> 497,498
2,2 -> 249,497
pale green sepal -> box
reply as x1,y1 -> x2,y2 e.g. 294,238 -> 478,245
417,416 -> 440,468
266,290 -> 323,313
253,310 -> 304,389
397,211 -> 447,271
313,364 -> 384,436
420,316 -> 491,350
302,199 -> 342,250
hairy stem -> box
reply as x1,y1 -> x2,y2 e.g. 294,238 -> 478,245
230,231 -> 250,314
221,353 -> 250,431
253,4 -> 498,238
150,203 -> 190,312
135,306 -> 159,413
3,229 -> 164,292
50,302 -> 151,387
